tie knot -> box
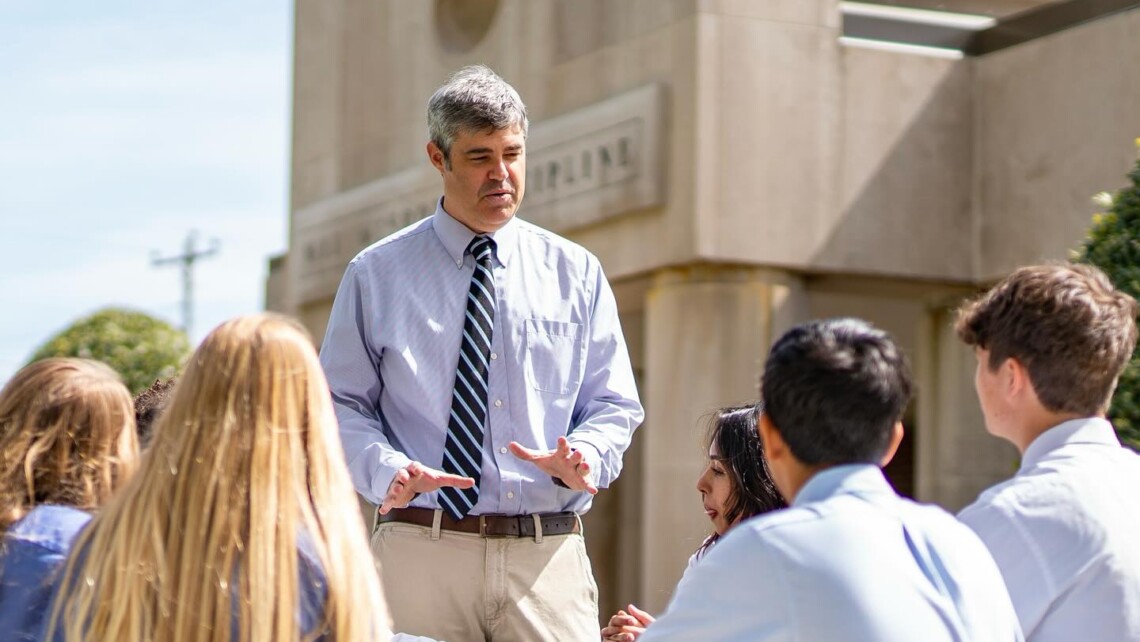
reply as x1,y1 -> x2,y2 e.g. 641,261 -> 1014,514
468,235 -> 495,263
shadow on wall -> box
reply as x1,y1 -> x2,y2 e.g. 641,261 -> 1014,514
812,50 -> 976,282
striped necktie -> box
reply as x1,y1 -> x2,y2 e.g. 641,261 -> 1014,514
439,235 -> 496,520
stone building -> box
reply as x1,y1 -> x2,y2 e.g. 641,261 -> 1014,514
269,0 -> 1140,616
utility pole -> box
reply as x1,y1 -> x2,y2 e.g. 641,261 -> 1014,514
152,231 -> 220,339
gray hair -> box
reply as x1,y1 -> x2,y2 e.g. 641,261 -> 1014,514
427,65 -> 528,168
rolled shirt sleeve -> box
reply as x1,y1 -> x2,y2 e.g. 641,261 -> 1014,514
566,263 -> 643,489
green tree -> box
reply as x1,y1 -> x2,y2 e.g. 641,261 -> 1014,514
28,308 -> 190,395
1077,139 -> 1140,449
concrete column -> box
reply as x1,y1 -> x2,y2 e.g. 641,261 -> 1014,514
639,265 -> 806,612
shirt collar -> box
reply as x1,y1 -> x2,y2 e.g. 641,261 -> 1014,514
1020,416 -> 1121,471
431,198 -> 518,269
793,463 -> 894,507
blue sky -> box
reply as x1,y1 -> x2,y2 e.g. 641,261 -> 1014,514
0,1 -> 293,384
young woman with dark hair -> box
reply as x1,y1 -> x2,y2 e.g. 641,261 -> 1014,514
603,403 -> 785,642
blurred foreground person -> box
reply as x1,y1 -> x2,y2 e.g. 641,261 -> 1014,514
0,358 -> 138,642
48,314 -> 394,642
642,318 -> 1023,642
603,403 -> 784,642
956,264 -> 1140,641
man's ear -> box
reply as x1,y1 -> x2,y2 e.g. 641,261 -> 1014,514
1005,357 -> 1034,403
879,421 -> 905,467
758,413 -> 787,465
427,141 -> 447,174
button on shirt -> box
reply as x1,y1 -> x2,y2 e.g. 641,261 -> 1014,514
958,417 -> 1140,641
320,203 -> 643,515
642,465 -> 1023,642
0,505 -> 91,642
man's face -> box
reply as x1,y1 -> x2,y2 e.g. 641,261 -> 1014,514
428,124 -> 526,234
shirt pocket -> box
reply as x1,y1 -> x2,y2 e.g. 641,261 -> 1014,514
524,319 -> 584,395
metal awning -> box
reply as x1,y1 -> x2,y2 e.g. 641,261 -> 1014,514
842,0 -> 1140,57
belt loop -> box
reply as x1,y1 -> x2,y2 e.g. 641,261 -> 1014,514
431,509 -> 443,541
532,514 -> 544,543
574,512 -> 584,535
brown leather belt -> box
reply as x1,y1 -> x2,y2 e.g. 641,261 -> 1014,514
377,507 -> 580,538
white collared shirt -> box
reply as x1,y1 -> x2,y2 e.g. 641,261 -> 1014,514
642,465 -> 1022,642
959,417 -> 1140,641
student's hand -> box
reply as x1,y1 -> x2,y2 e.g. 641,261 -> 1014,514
508,436 -> 597,494
601,604 -> 655,641
379,461 -> 475,515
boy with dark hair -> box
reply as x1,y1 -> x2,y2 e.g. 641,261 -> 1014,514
641,318 -> 1021,642
956,263 -> 1140,641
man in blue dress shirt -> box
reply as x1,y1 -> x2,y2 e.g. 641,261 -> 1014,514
641,318 -> 1022,642
956,264 -> 1140,641
319,65 -> 643,641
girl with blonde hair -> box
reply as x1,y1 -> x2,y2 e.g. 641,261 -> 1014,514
0,358 -> 138,641
50,314 -> 394,642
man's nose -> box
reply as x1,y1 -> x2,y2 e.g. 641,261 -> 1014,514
488,159 -> 508,181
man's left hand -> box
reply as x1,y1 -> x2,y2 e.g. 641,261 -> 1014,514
508,436 -> 598,494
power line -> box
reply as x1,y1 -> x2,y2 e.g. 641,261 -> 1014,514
151,231 -> 220,339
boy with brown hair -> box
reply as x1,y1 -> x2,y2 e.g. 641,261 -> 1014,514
956,263 -> 1140,642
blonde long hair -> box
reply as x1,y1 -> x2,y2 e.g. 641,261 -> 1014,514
51,314 -> 391,642
0,357 -> 137,533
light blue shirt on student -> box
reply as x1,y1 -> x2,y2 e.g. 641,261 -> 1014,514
642,465 -> 1023,642
0,505 -> 90,642
958,417 -> 1140,642
320,202 -> 643,513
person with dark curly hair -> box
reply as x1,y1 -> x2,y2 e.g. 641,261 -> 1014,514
133,377 -> 176,448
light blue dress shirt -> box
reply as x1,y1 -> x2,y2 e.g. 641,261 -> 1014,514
642,465 -> 1023,642
0,505 -> 90,642
958,417 -> 1140,642
320,202 -> 644,513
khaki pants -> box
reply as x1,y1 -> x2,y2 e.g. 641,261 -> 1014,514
371,513 -> 599,642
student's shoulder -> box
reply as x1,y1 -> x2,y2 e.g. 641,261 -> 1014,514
894,496 -> 996,545
724,505 -> 835,550
955,473 -> 1079,554
959,471 -> 1066,525
690,507 -> 845,588
4,505 -> 92,555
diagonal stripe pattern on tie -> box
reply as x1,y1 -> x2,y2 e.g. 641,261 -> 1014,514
439,235 -> 497,520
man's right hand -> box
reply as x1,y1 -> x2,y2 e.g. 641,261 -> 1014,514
379,461 -> 475,515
